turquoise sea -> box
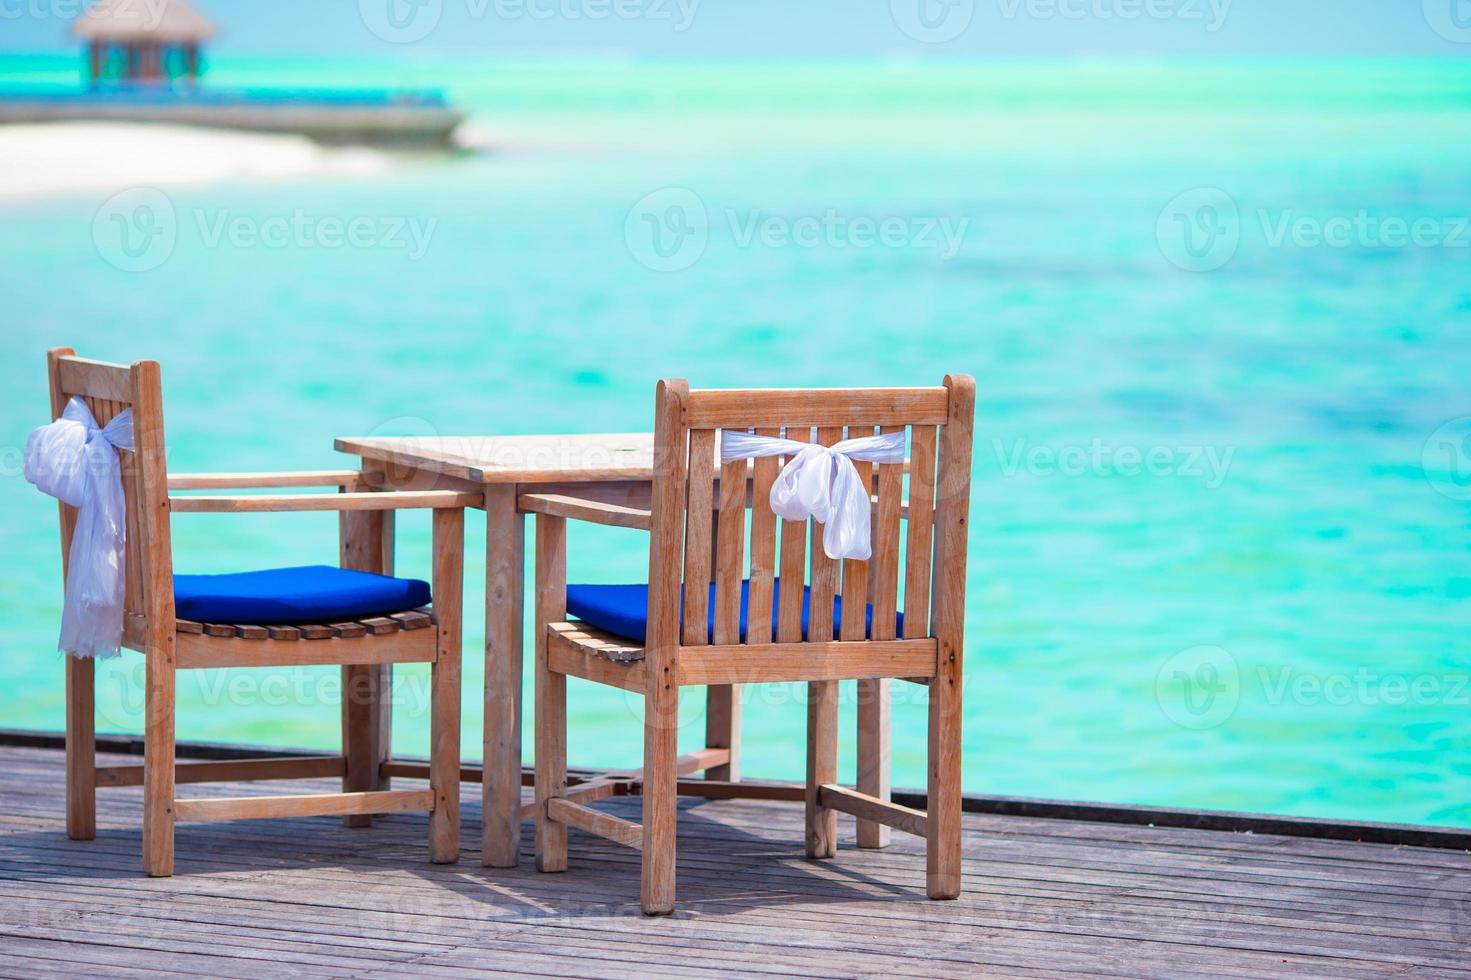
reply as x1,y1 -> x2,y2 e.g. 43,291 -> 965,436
2,55 -> 1469,827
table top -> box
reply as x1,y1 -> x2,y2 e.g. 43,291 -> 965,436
334,433 -> 657,485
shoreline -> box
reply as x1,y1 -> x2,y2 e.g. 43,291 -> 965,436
0,121 -> 404,203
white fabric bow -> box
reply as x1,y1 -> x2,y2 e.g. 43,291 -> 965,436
720,429 -> 905,561
25,397 -> 135,659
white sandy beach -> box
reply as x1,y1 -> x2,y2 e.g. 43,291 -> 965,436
0,122 -> 400,202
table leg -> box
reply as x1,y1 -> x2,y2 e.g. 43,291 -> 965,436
483,484 -> 525,867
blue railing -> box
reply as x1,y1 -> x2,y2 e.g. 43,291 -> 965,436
0,83 -> 450,108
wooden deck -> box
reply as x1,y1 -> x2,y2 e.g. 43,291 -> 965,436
0,744 -> 1468,979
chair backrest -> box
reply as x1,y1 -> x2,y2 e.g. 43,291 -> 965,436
46,347 -> 175,652
643,378 -> 976,659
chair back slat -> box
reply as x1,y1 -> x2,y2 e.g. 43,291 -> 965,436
775,427 -> 809,643
56,356 -> 133,404
838,425 -> 874,643
713,452 -> 747,646
681,428 -> 716,647
46,349 -> 174,652
870,425 -> 905,642
122,460 -> 143,619
744,428 -> 781,644
685,388 -> 949,429
903,425 -> 938,639
806,426 -> 844,643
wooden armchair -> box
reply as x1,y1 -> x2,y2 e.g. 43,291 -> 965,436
528,377 -> 975,915
45,348 -> 472,876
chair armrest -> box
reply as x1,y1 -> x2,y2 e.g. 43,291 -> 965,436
168,470 -> 384,491
170,490 -> 481,514
518,492 -> 652,530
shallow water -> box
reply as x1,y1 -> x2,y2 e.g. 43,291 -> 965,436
2,56 -> 1469,826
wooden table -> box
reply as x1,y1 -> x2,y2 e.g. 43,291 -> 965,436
333,433 -> 666,867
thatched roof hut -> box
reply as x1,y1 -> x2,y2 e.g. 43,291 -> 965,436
72,0 -> 215,84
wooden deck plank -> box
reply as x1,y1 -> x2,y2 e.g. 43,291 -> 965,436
0,746 -> 1467,978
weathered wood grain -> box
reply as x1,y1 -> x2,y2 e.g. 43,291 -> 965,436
2,743 -> 1469,979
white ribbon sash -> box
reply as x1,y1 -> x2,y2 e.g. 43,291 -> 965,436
25,397 -> 135,659
720,429 -> 906,561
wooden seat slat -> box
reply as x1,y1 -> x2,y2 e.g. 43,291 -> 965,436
391,611 -> 433,631
548,621 -> 645,663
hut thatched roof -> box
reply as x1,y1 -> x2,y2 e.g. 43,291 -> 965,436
72,0 -> 215,43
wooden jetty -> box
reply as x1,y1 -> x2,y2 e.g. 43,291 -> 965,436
0,0 -> 465,147
1,742 -> 1467,978
0,88 -> 467,148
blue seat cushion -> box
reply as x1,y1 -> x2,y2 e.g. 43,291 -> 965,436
173,565 -> 431,625
565,579 -> 902,645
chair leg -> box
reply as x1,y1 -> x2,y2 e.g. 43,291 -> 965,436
533,514 -> 568,873
805,680 -> 838,859
640,678 -> 679,916
65,655 -> 96,841
534,661 -> 568,873
703,684 -> 740,781
341,664 -> 391,829
142,646 -> 175,877
927,654 -> 962,900
856,677 -> 891,849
